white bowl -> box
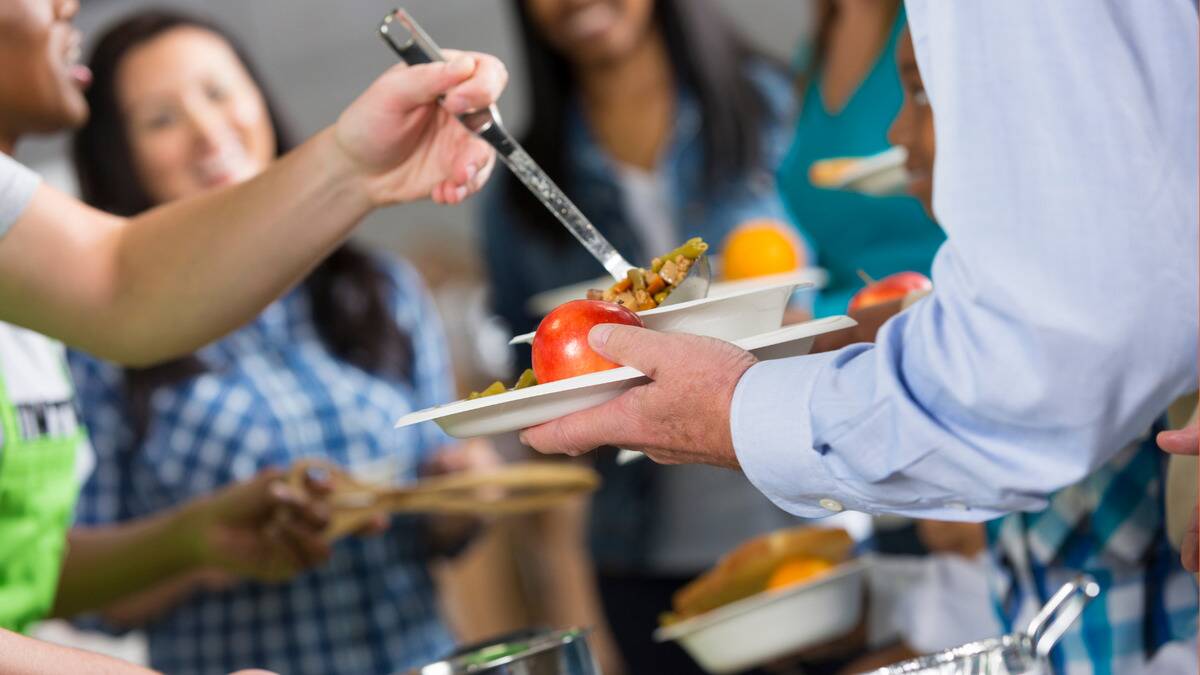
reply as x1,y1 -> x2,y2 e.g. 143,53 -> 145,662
655,558 -> 870,675
397,316 -> 855,438
510,278 -> 814,346
524,268 -> 827,317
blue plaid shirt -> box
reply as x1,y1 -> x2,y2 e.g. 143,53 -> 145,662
987,421 -> 1199,675
68,256 -> 456,675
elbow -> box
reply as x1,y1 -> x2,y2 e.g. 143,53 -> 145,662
77,313 -> 189,368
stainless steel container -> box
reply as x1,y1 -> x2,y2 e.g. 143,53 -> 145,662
863,576 -> 1099,675
404,628 -> 600,675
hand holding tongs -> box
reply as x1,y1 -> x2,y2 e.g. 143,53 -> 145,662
378,9 -> 710,303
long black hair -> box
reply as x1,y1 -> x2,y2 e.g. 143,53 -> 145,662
71,10 -> 414,435
507,0 -> 782,245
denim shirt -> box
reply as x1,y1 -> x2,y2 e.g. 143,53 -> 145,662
482,63 -> 796,340
480,63 -> 802,572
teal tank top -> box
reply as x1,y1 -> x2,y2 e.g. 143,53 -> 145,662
777,11 -> 945,317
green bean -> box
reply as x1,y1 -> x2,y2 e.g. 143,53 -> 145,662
513,368 -> 538,390
650,237 -> 708,272
468,381 -> 507,400
666,237 -> 708,263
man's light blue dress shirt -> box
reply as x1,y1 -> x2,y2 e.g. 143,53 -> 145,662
733,0 -> 1199,520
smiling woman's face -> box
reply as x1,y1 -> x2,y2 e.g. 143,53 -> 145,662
0,0 -> 91,139
887,29 -> 936,218
117,27 -> 275,205
524,0 -> 657,67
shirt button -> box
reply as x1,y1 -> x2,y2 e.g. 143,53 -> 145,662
819,498 -> 845,513
947,502 -> 970,511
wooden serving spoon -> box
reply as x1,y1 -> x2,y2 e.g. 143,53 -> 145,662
289,458 -> 600,540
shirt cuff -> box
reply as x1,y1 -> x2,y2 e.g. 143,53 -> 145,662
731,352 -> 848,518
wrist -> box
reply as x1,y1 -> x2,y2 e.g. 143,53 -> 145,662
170,496 -> 217,572
718,352 -> 758,468
313,126 -> 378,211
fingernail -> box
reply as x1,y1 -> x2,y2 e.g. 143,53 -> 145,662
453,185 -> 469,202
1158,429 -> 1183,445
518,432 -> 530,446
269,481 -> 292,500
448,55 -> 473,74
589,324 -> 615,349
464,162 -> 479,182
305,467 -> 329,484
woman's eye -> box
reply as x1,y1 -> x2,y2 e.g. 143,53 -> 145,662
206,84 -> 229,102
143,112 -> 177,130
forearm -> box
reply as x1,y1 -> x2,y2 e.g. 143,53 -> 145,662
0,629 -> 159,675
1,128 -> 371,366
100,569 -> 226,628
53,503 -> 203,618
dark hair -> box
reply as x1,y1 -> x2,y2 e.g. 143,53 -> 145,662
507,0 -> 781,245
71,10 -> 414,435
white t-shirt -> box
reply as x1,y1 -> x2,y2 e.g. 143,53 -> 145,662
0,152 -> 93,483
613,162 -> 676,261
0,325 -> 92,481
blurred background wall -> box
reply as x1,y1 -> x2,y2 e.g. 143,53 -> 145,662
17,0 -> 812,274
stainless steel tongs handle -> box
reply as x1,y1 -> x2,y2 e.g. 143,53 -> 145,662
1025,574 -> 1101,658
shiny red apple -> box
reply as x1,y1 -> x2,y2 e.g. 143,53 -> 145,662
848,271 -> 932,312
532,300 -> 644,383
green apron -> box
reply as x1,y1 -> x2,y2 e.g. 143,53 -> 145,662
0,365 -> 81,632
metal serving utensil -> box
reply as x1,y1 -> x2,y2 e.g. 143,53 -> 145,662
378,9 -> 710,305
863,575 -> 1101,675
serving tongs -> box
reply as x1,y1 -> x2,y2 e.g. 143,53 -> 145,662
379,9 -> 710,305
289,458 -> 600,541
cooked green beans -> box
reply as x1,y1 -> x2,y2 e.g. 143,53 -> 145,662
468,381 -> 507,400
513,368 -> 538,390
467,369 -> 539,400
652,237 -> 708,272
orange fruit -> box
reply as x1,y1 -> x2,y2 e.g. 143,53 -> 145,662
765,557 -> 834,591
720,220 -> 805,281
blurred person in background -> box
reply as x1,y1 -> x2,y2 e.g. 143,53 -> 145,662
480,0 -> 798,671
776,0 -> 943,319
0,0 -> 506,671
66,12 -> 497,675
839,29 -> 1198,673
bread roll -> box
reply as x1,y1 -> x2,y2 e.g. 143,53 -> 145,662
670,527 -> 854,621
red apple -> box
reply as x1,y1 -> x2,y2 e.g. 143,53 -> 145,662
848,271 -> 932,313
532,300 -> 644,383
